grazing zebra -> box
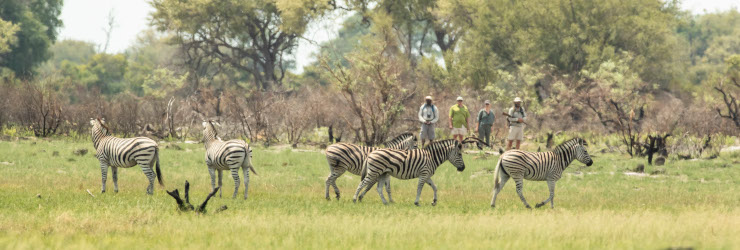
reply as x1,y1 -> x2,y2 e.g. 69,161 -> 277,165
89,118 -> 164,195
202,121 -> 257,199
490,138 -> 593,209
324,133 -> 417,201
353,137 -> 486,206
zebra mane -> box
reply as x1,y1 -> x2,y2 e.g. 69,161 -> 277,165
207,120 -> 219,138
423,139 -> 458,149
553,138 -> 586,153
96,118 -> 112,135
384,132 -> 414,145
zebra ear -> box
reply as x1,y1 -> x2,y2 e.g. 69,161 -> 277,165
202,122 -> 208,128
89,119 -> 96,126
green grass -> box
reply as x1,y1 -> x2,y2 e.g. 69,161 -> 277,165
0,138 -> 739,249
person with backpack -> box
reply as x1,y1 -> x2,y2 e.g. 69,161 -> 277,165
418,96 -> 439,147
506,97 -> 527,150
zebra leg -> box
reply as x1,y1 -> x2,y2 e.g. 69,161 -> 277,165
358,177 -> 377,202
352,173 -> 379,203
217,169 -> 223,198
208,166 -> 217,193
513,178 -> 531,209
141,163 -> 155,195
426,178 -> 438,206
230,167 -> 240,199
382,173 -> 394,203
112,166 -> 119,193
490,172 -> 510,208
325,166 -> 345,200
536,180 -> 556,208
375,179 -> 388,205
100,161 -> 109,193
414,177 -> 427,206
242,164 -> 250,200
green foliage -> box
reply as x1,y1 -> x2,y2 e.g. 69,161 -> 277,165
124,30 -> 179,96
0,0 -> 63,77
458,0 -> 680,90
142,68 -> 187,99
0,18 -> 19,55
151,0 -> 329,90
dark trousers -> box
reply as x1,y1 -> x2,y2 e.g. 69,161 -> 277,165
478,124 -> 492,148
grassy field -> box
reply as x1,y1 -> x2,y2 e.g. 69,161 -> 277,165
0,138 -> 739,249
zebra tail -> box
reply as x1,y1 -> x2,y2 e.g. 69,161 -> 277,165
155,149 -> 164,187
493,155 -> 503,188
243,150 -> 258,176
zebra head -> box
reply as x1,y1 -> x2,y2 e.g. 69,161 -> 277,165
89,118 -> 111,136
447,140 -> 465,172
202,120 -> 221,141
402,135 -> 418,150
574,138 -> 593,166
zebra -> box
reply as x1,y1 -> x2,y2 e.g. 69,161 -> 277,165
490,138 -> 593,209
324,132 -> 417,201
202,121 -> 257,199
89,118 -> 164,195
353,137 -> 486,206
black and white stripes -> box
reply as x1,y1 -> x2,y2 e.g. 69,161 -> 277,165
202,121 -> 257,199
324,133 -> 417,201
490,138 -> 593,209
90,118 -> 164,194
352,138 -> 483,206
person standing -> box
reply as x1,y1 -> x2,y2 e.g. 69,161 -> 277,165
475,100 -> 495,149
506,97 -> 527,150
418,96 -> 439,147
448,96 -> 469,144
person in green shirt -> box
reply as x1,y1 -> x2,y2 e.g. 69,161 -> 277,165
448,96 -> 470,144
475,100 -> 495,149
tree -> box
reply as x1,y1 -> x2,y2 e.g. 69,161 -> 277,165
151,0 -> 329,90
0,0 -> 63,77
456,0 -> 681,90
321,14 -> 417,145
713,54 -> 740,128
0,18 -> 19,55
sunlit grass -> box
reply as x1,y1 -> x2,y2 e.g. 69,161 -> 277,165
0,139 -> 738,249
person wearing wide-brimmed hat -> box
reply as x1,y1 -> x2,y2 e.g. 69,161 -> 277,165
448,96 -> 469,144
475,100 -> 495,149
506,97 -> 526,150
418,96 -> 439,147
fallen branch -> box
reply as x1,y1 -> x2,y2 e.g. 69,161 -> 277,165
166,180 -> 223,214
86,189 -> 95,198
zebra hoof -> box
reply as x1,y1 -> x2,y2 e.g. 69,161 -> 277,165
352,198 -> 357,203
336,194 -> 340,200
525,205 -> 532,209
101,190 -> 105,193
326,196 -> 331,201
490,204 -> 495,208
535,203 -> 545,208
414,202 -> 420,206
114,190 -> 119,193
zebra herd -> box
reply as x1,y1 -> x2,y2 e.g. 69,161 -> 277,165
89,118 -> 593,208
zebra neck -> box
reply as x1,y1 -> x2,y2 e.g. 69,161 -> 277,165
427,143 -> 448,167
203,132 -> 218,148
555,149 -> 576,170
91,129 -> 108,149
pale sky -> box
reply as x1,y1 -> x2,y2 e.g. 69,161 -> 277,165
57,0 -> 739,72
